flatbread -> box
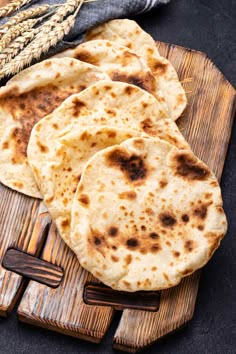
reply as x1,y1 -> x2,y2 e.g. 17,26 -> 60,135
70,137 -> 227,291
28,80 -> 188,245
85,19 -> 162,61
28,126 -> 143,246
29,81 -> 188,182
0,58 -> 110,197
85,19 -> 187,120
30,80 -> 171,155
54,39 -> 169,114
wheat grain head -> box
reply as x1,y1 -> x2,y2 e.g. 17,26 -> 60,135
0,0 -> 34,18
0,5 -> 51,35
0,1 -> 86,77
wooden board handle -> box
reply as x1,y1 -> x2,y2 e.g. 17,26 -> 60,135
84,283 -> 160,312
2,248 -> 63,288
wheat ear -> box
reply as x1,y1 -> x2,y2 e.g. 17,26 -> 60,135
0,29 -> 39,68
0,7 -> 56,67
0,5 -> 52,36
37,0 -> 83,36
0,1 -> 86,77
0,18 -> 40,51
13,0 -> 85,44
0,10 -> 54,52
0,0 -> 82,67
0,0 -> 34,18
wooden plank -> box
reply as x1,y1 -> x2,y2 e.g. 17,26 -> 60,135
2,248 -> 63,288
0,193 -> 50,316
18,223 -> 114,343
114,272 -> 200,353
113,43 -> 236,352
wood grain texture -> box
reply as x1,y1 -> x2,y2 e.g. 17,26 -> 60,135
2,248 -> 63,288
113,272 -> 200,353
18,223 -> 114,343
112,43 -> 236,352
84,284 -> 160,312
0,194 -> 50,316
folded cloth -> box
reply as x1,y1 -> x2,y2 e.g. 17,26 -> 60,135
0,0 -> 170,56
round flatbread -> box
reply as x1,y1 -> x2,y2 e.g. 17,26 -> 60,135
0,58 -> 110,197
85,19 -> 162,60
30,80 -> 172,157
28,126 -> 143,246
85,19 -> 187,120
29,81 -> 188,190
54,39 -> 169,114
29,80 -> 188,245
70,137 -> 227,291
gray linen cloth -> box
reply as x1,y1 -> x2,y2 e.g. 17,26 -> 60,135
0,0 -> 170,56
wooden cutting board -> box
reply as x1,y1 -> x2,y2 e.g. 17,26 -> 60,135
0,40 -> 235,353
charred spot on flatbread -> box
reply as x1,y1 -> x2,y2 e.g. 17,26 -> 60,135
124,254 -> 132,266
126,238 -> 139,249
172,151 -> 210,181
149,232 -> 159,239
71,98 -> 87,117
184,240 -> 195,253
159,212 -> 177,227
108,226 -> 119,237
140,118 -> 155,134
118,190 -> 137,200
110,71 -> 156,94
78,194 -> 90,207
181,214 -> 189,222
106,148 -> 147,182
74,49 -> 99,65
149,59 -> 168,75
193,205 -> 208,219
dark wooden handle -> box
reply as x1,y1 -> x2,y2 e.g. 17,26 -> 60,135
2,248 -> 63,288
83,283 -> 160,311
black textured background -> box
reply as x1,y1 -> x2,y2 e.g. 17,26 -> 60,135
0,0 -> 235,353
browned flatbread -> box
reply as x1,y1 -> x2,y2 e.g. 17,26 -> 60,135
0,58 -> 110,197
53,39 -> 169,114
28,126 -> 143,246
85,19 -> 187,120
28,81 -> 188,245
70,137 -> 227,291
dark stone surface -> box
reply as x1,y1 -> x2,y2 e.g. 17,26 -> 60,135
0,0 -> 235,353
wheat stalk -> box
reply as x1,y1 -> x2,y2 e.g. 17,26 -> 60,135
0,0 -> 33,18
0,1 -> 86,77
0,5 -> 52,35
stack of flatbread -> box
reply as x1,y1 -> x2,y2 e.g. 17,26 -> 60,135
0,20 -> 227,291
